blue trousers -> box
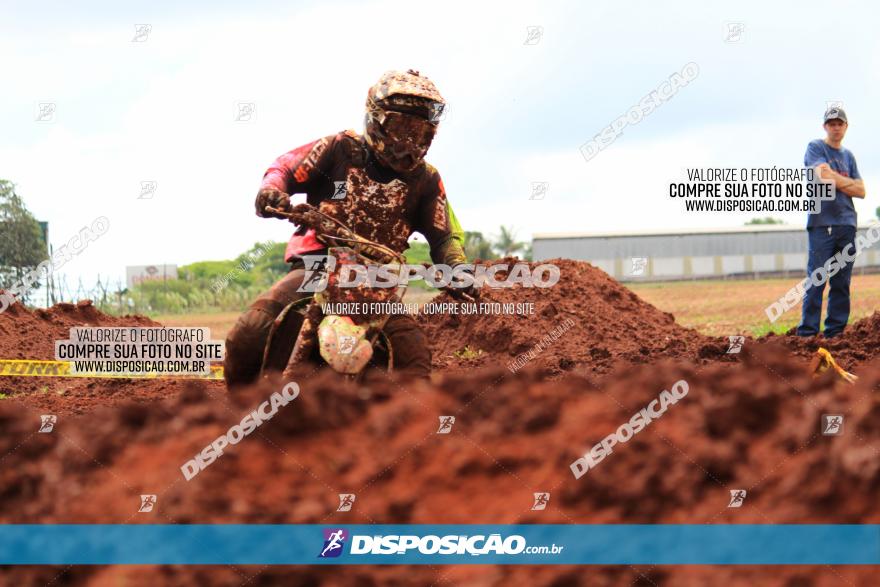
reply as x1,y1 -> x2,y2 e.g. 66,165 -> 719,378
796,225 -> 857,337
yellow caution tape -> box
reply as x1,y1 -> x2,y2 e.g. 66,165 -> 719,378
0,359 -> 224,380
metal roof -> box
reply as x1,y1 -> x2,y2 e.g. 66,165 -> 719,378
532,223 -> 877,240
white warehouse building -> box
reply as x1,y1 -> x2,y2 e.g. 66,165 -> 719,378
532,224 -> 880,282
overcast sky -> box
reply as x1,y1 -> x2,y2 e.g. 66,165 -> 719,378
2,0 -> 878,285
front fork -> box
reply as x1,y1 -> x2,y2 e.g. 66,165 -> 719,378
281,302 -> 323,379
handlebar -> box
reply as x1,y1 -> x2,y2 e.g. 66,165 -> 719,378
265,204 -> 404,266
265,203 -> 477,302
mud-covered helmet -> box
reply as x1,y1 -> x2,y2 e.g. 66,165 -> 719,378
364,69 -> 446,173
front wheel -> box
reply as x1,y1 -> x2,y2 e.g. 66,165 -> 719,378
260,301 -> 394,377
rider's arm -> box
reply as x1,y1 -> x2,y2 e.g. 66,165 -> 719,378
414,166 -> 468,266
445,199 -> 466,255
261,136 -> 333,194
256,136 -> 335,217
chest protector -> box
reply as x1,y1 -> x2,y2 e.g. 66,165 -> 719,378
318,166 -> 413,254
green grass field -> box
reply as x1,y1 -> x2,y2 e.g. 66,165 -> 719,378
158,274 -> 880,339
627,273 -> 880,336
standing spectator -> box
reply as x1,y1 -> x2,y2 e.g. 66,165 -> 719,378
796,107 -> 866,337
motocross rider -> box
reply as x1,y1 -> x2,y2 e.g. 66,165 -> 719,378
224,69 -> 472,387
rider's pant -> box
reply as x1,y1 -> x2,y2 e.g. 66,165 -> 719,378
224,267 -> 310,388
382,313 -> 432,378
224,265 -> 432,387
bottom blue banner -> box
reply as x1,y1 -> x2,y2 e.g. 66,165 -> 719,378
1,525 -> 878,565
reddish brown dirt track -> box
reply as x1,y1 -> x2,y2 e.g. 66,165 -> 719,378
1,260 -> 879,586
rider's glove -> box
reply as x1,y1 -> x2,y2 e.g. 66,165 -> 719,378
255,188 -> 291,219
446,263 -> 479,301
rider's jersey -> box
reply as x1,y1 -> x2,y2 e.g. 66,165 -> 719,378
259,130 -> 467,266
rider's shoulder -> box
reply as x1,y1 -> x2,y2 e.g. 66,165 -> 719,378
334,129 -> 366,166
306,130 -> 360,152
336,129 -> 363,144
413,161 -> 444,197
422,161 -> 442,178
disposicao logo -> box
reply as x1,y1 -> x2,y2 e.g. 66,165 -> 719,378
316,529 -> 561,557
319,528 -> 348,558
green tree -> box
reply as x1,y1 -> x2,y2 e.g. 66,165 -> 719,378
111,240 -> 287,314
178,241 -> 285,289
0,180 -> 46,298
242,241 -> 287,285
464,231 -> 496,261
179,260 -> 238,281
875,206 -> 880,220
745,217 -> 784,225
493,225 -> 527,257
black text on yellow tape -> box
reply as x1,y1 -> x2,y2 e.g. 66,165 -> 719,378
0,360 -> 224,380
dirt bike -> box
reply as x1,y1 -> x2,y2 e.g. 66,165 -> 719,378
259,203 -> 417,380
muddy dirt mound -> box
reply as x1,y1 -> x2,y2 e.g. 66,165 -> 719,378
2,270 -> 879,585
0,298 -> 157,360
759,310 -> 880,370
0,299 -> 187,414
418,258 -> 717,374
1,345 -> 878,585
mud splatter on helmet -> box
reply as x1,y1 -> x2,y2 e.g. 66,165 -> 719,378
365,69 -> 446,173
